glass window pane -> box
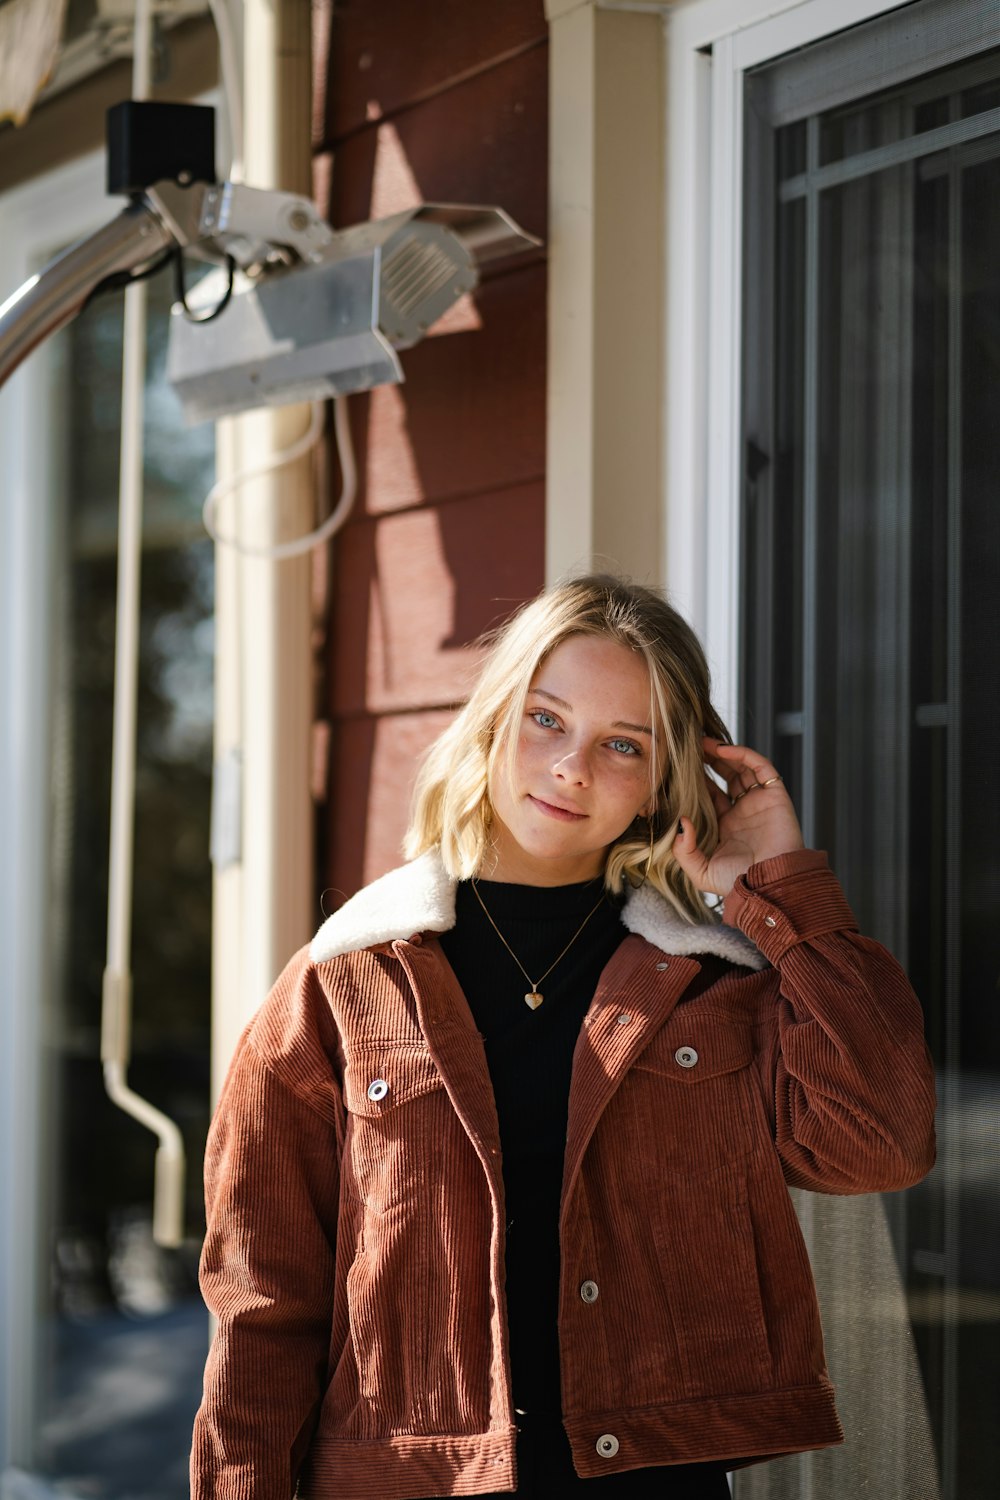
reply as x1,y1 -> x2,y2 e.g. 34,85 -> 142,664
953,146 -> 1000,1500
819,92 -> 910,165
776,119 -> 807,182
36,268 -> 214,1500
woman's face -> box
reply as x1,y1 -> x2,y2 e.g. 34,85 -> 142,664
485,634 -> 658,886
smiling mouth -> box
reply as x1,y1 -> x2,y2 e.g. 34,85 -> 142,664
528,795 -> 588,821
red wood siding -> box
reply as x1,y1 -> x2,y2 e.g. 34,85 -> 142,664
313,1 -> 548,896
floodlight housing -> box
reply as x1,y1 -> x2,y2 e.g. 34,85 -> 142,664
166,204 -> 538,424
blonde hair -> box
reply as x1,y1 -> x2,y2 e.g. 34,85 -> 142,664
404,574 -> 731,924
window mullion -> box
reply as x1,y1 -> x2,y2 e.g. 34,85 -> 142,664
801,115 -> 821,846
939,132 -> 963,1500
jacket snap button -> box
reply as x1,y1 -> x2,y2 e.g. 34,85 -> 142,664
580,1279 -> 599,1304
656,961 -> 669,971
596,1434 -> 619,1458
764,915 -> 777,928
367,1078 -> 389,1102
674,1046 -> 698,1069
615,1013 -> 631,1027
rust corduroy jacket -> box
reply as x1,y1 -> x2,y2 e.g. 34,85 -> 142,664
190,849 -> 936,1500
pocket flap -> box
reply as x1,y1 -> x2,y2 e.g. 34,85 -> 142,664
343,1044 -> 444,1116
635,1015 -> 753,1082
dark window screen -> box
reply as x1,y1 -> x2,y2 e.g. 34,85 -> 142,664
739,4 -> 1000,1497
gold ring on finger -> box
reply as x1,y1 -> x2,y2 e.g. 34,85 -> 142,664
732,782 -> 762,803
759,775 -> 782,788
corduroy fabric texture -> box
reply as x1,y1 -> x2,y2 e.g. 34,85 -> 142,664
190,853 -> 937,1500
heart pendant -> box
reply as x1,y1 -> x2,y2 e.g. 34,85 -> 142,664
524,991 -> 544,1010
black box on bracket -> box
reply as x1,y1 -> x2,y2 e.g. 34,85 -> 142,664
107,101 -> 216,196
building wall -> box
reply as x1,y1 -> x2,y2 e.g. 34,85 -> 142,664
312,0 -> 549,896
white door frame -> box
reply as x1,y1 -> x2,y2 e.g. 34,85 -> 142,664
662,0 -> 913,732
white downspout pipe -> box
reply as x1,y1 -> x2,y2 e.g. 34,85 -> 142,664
100,0 -> 185,1248
211,0 -> 317,1100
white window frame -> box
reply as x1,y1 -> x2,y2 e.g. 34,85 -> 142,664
0,147 -> 117,1487
663,0 -> 913,732
0,88 -> 217,1483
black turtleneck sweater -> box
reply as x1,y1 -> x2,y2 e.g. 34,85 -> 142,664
440,877 -> 625,1416
438,879 -> 735,1498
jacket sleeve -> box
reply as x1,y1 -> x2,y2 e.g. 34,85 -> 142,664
191,951 -> 344,1500
726,851 -> 937,1195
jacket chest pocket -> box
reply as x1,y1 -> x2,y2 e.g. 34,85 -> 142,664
626,1014 -> 763,1173
342,1044 -> 448,1213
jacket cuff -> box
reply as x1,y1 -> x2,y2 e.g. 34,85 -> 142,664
723,850 -> 858,963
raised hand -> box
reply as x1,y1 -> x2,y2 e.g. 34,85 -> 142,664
673,738 -> 805,897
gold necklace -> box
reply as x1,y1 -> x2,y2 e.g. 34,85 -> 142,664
470,878 -> 607,1010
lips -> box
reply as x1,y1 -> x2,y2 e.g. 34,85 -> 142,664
528,794 -> 588,821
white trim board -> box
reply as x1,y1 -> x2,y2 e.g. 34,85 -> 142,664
545,1 -> 666,586
664,0 -> 912,52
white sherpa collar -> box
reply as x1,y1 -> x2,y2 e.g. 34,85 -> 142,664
618,873 -> 767,968
310,848 -> 767,971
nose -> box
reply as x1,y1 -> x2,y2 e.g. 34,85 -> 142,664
552,746 -> 591,786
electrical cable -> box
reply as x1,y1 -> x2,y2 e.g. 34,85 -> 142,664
79,243 -> 178,313
202,394 -> 357,560
173,248 -> 237,324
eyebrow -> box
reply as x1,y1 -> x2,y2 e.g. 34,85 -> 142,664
531,687 -> 653,737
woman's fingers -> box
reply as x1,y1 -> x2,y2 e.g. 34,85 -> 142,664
703,737 -> 783,799
672,816 -> 711,889
702,740 -> 755,793
704,771 -> 732,820
675,740 -> 803,898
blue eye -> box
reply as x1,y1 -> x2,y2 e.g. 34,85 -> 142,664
609,738 -> 640,756
530,710 -> 559,729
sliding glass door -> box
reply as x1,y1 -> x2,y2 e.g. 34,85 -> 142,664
740,4 -> 999,1496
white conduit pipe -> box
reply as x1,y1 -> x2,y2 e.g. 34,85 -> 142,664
206,0 -> 245,182
101,0 -> 185,1249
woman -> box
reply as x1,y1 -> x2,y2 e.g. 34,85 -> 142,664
190,575 -> 936,1500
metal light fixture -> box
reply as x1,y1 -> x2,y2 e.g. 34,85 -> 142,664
0,103 -> 541,406
165,198 -> 538,423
